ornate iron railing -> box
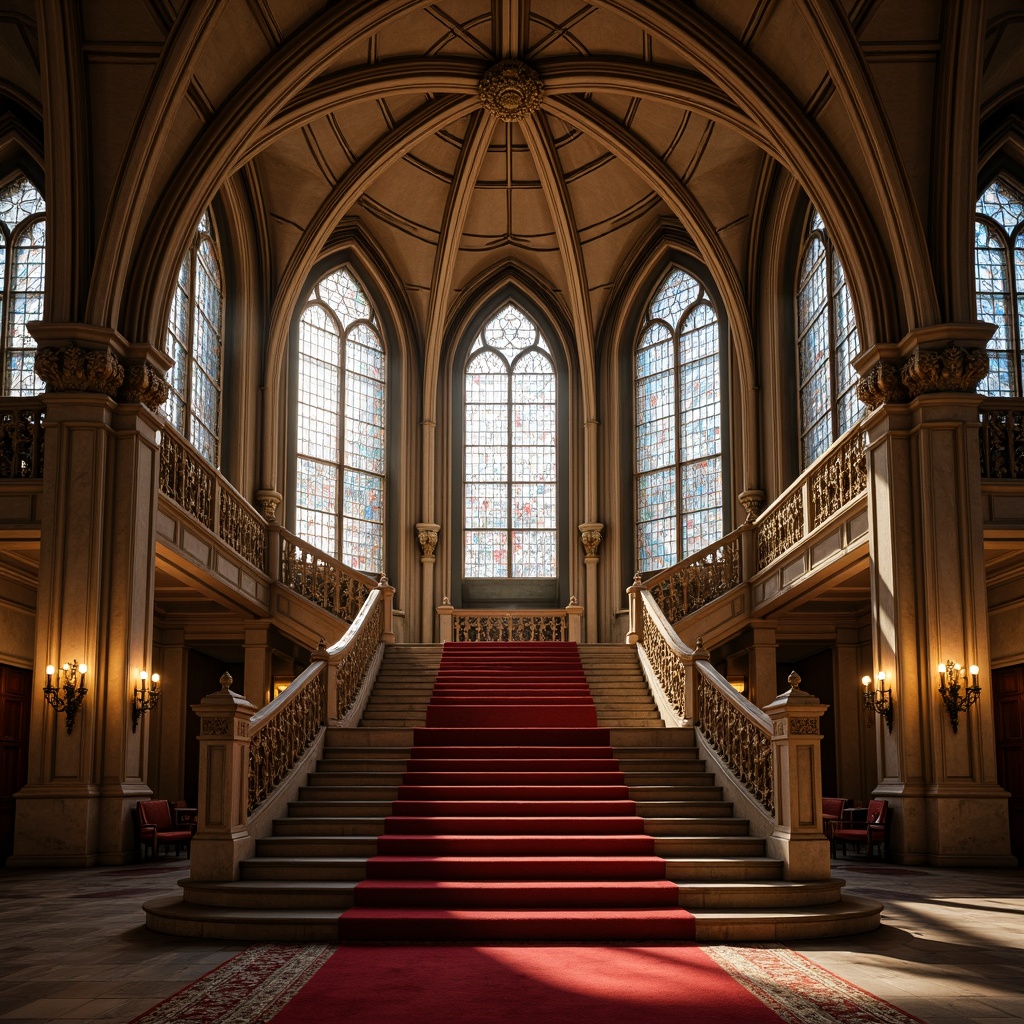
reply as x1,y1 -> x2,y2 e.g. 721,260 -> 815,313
756,490 -> 803,571
693,661 -> 773,814
980,401 -> 1024,479
639,598 -> 686,718
158,429 -> 217,531
438,600 -> 584,642
810,430 -> 867,529
0,399 -> 45,479
279,532 -> 375,622
219,486 -> 267,570
247,659 -> 327,814
334,589 -> 384,719
635,589 -> 774,814
646,533 -> 742,624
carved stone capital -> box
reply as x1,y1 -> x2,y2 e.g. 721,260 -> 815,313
901,342 -> 989,398
256,489 -> 283,522
117,361 -> 170,410
578,522 -> 604,557
35,341 -> 125,397
479,59 -> 543,122
737,489 -> 765,524
856,359 -> 907,410
416,522 -> 440,558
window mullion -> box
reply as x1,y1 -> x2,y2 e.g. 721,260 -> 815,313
675,323 -> 684,557
506,363 -> 513,579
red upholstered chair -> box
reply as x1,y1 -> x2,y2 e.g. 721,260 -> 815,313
136,799 -> 193,858
822,797 -> 850,838
831,799 -> 890,860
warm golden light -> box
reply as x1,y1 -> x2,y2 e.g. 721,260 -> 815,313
969,665 -> 979,677
78,664 -> 87,675
861,675 -> 871,687
152,673 -> 160,684
46,664 -> 54,676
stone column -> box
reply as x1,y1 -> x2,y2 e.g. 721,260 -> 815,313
189,672 -> 256,881
243,621 -> 274,708
578,523 -> 603,643
833,628 -> 875,805
855,325 -> 1014,865
11,326 -> 172,866
148,629 -> 188,803
764,672 -> 830,881
416,523 -> 440,643
746,620 -> 778,710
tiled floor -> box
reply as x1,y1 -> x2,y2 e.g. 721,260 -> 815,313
0,857 -> 1021,1023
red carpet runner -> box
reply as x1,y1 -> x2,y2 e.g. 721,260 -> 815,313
338,641 -> 695,940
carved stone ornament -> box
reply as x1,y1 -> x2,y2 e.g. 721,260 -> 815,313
200,717 -> 231,736
789,717 -> 820,735
856,359 -> 907,410
416,523 -> 440,558
256,490 -> 282,522
901,342 -> 989,398
857,342 -> 990,409
35,342 -> 125,397
738,489 -> 765,524
117,362 -> 170,410
479,59 -> 543,122
578,522 -> 604,557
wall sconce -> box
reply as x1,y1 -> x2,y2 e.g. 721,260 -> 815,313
132,670 -> 161,732
937,661 -> 980,734
861,671 -> 893,732
43,661 -> 88,734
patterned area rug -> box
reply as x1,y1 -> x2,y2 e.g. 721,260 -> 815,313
129,943 -> 922,1024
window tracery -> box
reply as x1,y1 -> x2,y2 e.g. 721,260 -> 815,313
164,210 -> 224,464
975,178 -> 1024,397
463,303 -> 556,579
294,268 -> 385,574
0,176 -> 46,397
635,268 -> 722,573
796,208 -> 862,467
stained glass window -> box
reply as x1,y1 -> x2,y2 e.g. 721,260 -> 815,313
0,176 -> 46,397
164,211 -> 224,464
295,268 -> 385,574
635,269 -> 722,573
464,303 -> 556,578
975,178 -> 1024,397
796,208 -> 863,467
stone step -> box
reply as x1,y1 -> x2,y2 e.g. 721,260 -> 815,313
181,879 -> 359,910
275,817 -> 385,836
677,879 -> 845,909
653,836 -> 766,858
663,857 -> 782,882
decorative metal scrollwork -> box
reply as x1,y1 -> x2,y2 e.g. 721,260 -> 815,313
0,402 -> 44,479
694,668 -> 773,814
756,491 -> 803,571
279,534 -> 372,621
336,599 -> 383,719
810,431 -> 867,529
219,488 -> 267,570
648,536 -> 741,624
247,666 -> 326,814
450,611 -> 568,642
639,611 -> 686,718
980,405 -> 1024,479
159,430 -> 215,529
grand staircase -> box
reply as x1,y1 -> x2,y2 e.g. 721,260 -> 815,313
145,642 -> 882,941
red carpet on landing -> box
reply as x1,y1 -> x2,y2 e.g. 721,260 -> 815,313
338,641 -> 696,941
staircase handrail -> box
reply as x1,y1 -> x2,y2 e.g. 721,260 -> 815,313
634,587 -> 774,814
327,582 -> 390,721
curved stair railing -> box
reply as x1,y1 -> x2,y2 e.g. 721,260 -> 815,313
189,577 -> 393,882
628,582 -> 829,881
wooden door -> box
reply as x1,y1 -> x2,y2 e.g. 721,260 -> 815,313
993,664 -> 1024,859
0,665 -> 32,864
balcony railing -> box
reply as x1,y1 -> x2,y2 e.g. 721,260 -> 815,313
0,398 -> 45,479
980,400 -> 1024,480
437,599 -> 584,642
643,430 -> 868,625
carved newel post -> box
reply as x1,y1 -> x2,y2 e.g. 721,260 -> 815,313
378,574 -> 396,643
763,671 -> 830,881
189,672 -> 256,881
626,572 -> 644,644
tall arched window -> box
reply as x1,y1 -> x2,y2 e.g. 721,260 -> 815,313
635,268 -> 722,573
975,178 -> 1024,397
164,210 -> 224,464
294,268 -> 386,574
1,175 -> 46,397
796,208 -> 862,467
463,303 -> 557,582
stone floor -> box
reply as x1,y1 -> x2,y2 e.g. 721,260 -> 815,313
0,856 -> 1020,1023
